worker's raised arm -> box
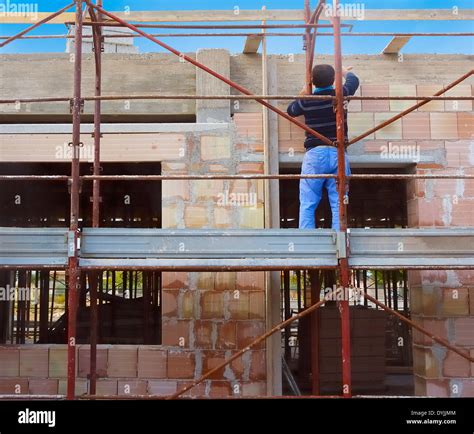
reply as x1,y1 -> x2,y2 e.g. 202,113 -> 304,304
343,68 -> 360,97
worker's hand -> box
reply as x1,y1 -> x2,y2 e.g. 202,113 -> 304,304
342,66 -> 353,78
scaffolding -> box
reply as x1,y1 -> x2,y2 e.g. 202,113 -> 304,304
0,0 -> 473,400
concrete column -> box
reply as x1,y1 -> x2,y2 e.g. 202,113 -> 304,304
196,49 -> 231,123
266,56 -> 283,396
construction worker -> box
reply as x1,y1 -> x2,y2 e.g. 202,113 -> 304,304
287,64 -> 359,230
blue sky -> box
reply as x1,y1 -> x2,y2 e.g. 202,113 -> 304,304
0,0 -> 473,54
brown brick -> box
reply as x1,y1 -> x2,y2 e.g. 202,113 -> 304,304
242,382 -> 266,397
237,321 -> 265,349
471,349 -> 474,376
193,179 -> 225,201
214,206 -> 233,228
215,272 -> 236,291
231,353 -> 245,379
433,179 -> 457,197
201,136 -> 231,160
107,347 -> 138,378
451,200 -> 474,226
49,346 -> 68,378
348,113 -> 375,140
0,347 -> 19,377
20,347 -> 49,377
202,351 -> 226,380
460,380 -> 474,397
78,346 -> 108,379
457,112 -> 474,140
28,379 -> 58,395
442,288 -> 470,316
249,291 -> 265,320
167,351 -> 195,379
200,291 -> 224,319
161,162 -> 187,173
250,350 -> 266,381
454,318 -> 474,345
402,112 -> 431,140
162,319 -> 190,347
238,205 -> 264,229
430,113 -> 458,140
236,272 -> 265,291
425,379 -> 450,397
161,272 -> 189,290
361,85 -> 390,112
364,140 -> 387,153
118,380 -> 148,396
177,381 -> 207,398
58,379 -> 88,396
137,347 -> 167,378
209,164 -> 229,173
412,346 -> 441,378
228,290 -> 249,320
209,381 -> 232,398
234,113 -> 263,142
181,290 -> 195,319
456,270 -> 474,286
374,113 -> 402,140
443,351 -> 471,377
445,140 -> 472,168
96,379 -> 118,396
162,180 -> 190,201
162,203 -> 180,229
216,321 -> 237,349
194,320 -> 213,348
444,85 -> 473,112
417,85 -> 445,112
184,205 -> 208,228
412,318 -> 448,346
0,379 -> 28,395
389,84 -> 417,111
237,162 -> 264,174
148,380 -> 177,396
162,289 -> 179,317
470,288 -> 474,315
197,272 -> 215,290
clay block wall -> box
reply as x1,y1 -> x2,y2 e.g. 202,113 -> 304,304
0,121 -> 268,398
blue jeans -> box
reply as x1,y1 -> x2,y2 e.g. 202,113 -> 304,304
299,146 -> 351,230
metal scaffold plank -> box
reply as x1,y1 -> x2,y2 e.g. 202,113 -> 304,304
348,228 -> 474,268
0,228 -> 69,267
1,227 -> 473,269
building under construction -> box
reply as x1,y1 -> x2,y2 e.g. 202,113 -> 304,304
0,1 -> 473,400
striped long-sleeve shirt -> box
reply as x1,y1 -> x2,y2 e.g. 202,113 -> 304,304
287,72 -> 360,149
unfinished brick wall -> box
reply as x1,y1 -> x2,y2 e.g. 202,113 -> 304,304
0,120 -> 268,398
160,124 -> 267,397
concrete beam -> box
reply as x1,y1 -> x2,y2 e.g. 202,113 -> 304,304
1,9 -> 472,24
196,49 -> 231,123
243,35 -> 263,54
382,36 -> 412,54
